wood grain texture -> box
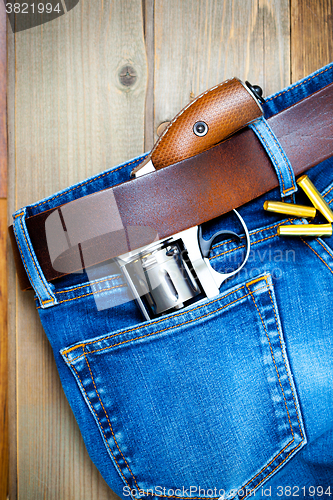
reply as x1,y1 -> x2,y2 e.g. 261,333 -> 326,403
153,0 -> 290,141
143,0 -> 155,151
291,0 -> 333,82
10,0 -> 147,208
7,0 -> 147,498
0,2 -> 8,500
0,1 -> 6,198
6,0 -> 333,499
0,199 -> 8,500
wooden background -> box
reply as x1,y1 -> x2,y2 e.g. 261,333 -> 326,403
3,1 -> 333,499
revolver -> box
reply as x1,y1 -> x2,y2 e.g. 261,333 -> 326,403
116,78 -> 264,320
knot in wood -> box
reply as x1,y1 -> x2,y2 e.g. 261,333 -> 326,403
118,65 -> 137,87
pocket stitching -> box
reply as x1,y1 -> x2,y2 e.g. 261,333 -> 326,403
70,362 -> 133,488
301,238 -> 333,275
66,277 -> 305,498
84,352 -> 141,490
63,282 -> 251,361
65,285 -> 269,364
233,282 -> 305,497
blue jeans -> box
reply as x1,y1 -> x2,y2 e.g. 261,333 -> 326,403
12,64 -> 333,499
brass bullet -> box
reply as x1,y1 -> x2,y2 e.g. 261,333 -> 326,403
277,223 -> 332,237
263,200 -> 316,218
297,175 -> 333,223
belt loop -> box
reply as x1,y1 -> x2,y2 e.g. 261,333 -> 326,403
12,207 -> 58,308
249,117 -> 297,200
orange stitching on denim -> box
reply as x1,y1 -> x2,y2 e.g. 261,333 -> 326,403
315,238 -> 333,260
231,438 -> 295,498
246,284 -> 295,437
84,353 -> 140,490
252,125 -> 287,194
212,221 -> 279,248
325,185 -> 333,198
70,283 -> 268,499
301,238 -> 333,275
12,221 -> 43,303
55,275 -> 121,294
245,276 -> 268,287
80,290 -> 270,359
238,441 -> 303,499
34,157 -> 146,208
266,287 -> 304,439
36,284 -> 126,309
212,219 -> 295,251
62,284 -> 249,358
70,363 -> 131,487
265,67 -> 330,102
69,278 -> 300,499
19,216 -> 55,305
211,233 -> 276,259
261,120 -> 296,192
233,284 -> 305,498
14,211 -> 24,218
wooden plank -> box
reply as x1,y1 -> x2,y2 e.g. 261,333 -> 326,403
0,0 -> 6,198
153,0 -> 290,142
7,0 -> 147,498
291,0 -> 333,82
7,0 -> 333,498
0,1 -> 8,499
0,198 -> 8,500
143,0 -> 155,151
7,12 -> 17,500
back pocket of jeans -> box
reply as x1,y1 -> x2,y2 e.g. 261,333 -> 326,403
61,274 -> 306,499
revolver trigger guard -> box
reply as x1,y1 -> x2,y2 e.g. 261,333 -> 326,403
200,209 -> 251,289
198,226 -> 241,258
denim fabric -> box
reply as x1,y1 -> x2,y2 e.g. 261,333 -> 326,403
12,62 -> 333,499
249,118 -> 297,199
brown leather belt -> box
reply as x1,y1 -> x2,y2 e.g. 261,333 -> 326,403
10,83 -> 333,291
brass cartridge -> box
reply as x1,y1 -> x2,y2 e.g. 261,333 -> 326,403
277,223 -> 332,237
263,200 -> 316,218
297,175 -> 333,223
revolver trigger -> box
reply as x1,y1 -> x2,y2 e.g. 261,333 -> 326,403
197,209 -> 251,291
198,226 -> 241,258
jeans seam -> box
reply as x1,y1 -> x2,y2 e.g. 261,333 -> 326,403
13,217 -> 45,304
211,219 -> 295,253
265,66 -> 330,102
66,290 -> 258,363
315,238 -> 333,260
211,233 -> 275,260
234,282 -> 305,497
63,282 -> 260,361
266,287 -> 304,439
238,442 -> 304,499
63,283 -> 248,357
261,119 -> 296,192
84,352 -> 141,490
300,238 -> 333,275
68,279 -> 302,499
246,282 -> 295,437
32,156 -> 147,209
55,275 -> 122,294
19,217 -> 55,304
36,284 -> 126,308
69,362 -> 132,488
